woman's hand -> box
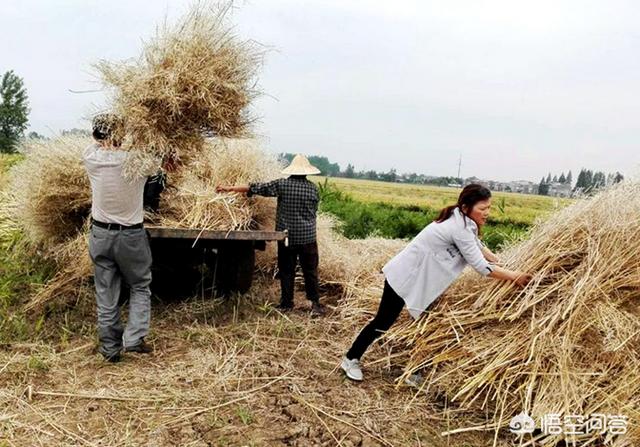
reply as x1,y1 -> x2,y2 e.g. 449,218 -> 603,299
216,185 -> 231,193
488,266 -> 533,287
511,271 -> 533,287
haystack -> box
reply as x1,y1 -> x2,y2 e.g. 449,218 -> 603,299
95,2 -> 264,175
2,136 -> 92,250
375,182 -> 640,446
155,138 -> 281,231
1,134 -> 288,309
317,217 -> 405,297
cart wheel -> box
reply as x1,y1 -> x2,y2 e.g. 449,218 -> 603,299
216,241 -> 255,295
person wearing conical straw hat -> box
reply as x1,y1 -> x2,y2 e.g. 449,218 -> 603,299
217,154 -> 326,315
340,184 -> 533,381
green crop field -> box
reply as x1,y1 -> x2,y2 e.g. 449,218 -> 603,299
315,176 -> 570,226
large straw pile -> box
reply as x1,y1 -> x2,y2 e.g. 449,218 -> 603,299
3,137 -> 92,249
376,182 -> 640,446
0,137 -> 94,309
2,135 -> 285,310
155,138 -> 281,231
95,2 -> 264,175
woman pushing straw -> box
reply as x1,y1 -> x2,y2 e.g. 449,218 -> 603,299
341,184 -> 533,382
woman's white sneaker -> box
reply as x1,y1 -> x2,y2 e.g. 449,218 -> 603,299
341,356 -> 363,381
404,372 -> 425,389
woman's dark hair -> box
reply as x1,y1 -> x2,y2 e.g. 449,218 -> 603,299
435,184 -> 492,226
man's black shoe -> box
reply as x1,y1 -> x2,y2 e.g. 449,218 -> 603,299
310,301 -> 326,317
124,341 -> 153,354
104,352 -> 121,363
276,302 -> 294,312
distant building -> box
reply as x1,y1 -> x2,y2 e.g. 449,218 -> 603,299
464,176 -> 488,187
463,178 -> 539,195
506,180 -> 539,195
547,182 -> 572,197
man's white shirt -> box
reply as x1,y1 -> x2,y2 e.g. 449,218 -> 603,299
83,143 -> 146,226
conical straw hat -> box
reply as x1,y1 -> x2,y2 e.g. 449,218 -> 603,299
281,154 -> 321,176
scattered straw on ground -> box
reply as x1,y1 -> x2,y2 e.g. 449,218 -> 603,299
1,276 -> 516,447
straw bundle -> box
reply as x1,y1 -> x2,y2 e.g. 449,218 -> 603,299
381,182 -> 640,445
154,138 -> 281,231
3,136 -> 92,250
25,230 -> 94,311
95,2 -> 264,174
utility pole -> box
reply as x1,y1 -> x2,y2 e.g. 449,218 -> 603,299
457,154 -> 462,186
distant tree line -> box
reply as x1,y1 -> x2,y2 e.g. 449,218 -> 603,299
573,169 -> 624,191
538,170 -> 573,186
26,128 -> 90,140
279,154 -> 462,186
538,169 -> 624,195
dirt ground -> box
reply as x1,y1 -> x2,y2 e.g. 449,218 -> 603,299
0,277 -> 516,447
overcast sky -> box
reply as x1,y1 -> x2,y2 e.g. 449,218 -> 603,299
2,0 -> 639,182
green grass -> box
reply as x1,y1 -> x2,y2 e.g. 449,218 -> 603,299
27,354 -> 50,371
0,227 -> 55,342
236,406 -> 254,425
0,153 -> 23,189
0,153 -> 23,170
0,154 -> 55,342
